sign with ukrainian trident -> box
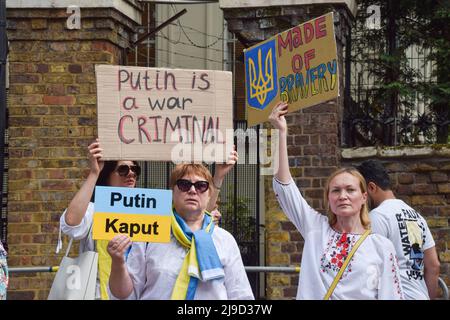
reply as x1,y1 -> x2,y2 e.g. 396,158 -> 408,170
245,12 -> 339,127
245,39 -> 278,110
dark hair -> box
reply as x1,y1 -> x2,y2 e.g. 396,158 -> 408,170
91,160 -> 139,201
357,160 -> 391,191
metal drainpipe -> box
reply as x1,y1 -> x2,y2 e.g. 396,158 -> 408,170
0,0 -> 8,247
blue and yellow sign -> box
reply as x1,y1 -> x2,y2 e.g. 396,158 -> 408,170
92,186 -> 172,242
245,39 -> 278,110
245,12 -> 339,127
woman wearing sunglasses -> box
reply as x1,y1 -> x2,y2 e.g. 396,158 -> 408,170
107,163 -> 254,300
58,139 -> 143,299
59,139 -> 240,299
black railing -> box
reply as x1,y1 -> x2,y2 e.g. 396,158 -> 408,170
343,2 -> 449,147
0,125 -> 7,249
0,0 -> 8,249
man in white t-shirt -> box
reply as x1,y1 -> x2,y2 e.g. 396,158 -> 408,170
357,160 -> 441,299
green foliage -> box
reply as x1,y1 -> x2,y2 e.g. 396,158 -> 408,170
220,185 -> 256,242
352,0 -> 449,144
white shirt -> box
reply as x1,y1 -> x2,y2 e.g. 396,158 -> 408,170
59,202 -> 96,253
273,178 -> 404,300
370,199 -> 435,300
111,227 -> 255,300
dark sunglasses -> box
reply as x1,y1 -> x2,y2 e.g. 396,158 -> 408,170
116,164 -> 141,177
176,179 -> 209,193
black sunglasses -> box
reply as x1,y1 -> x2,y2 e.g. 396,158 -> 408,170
176,179 -> 209,193
116,164 -> 141,177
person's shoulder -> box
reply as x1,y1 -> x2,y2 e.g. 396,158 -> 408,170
213,225 -> 232,237
213,226 -> 238,242
368,232 -> 396,249
370,199 -> 402,217
384,199 -> 428,220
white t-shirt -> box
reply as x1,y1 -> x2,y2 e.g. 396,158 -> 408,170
273,178 -> 404,300
370,199 -> 435,300
110,228 -> 255,300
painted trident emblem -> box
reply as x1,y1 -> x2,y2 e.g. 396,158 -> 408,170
245,40 -> 278,110
249,48 -> 274,105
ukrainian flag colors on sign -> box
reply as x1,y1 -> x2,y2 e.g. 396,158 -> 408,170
245,12 -> 339,127
92,186 -> 172,242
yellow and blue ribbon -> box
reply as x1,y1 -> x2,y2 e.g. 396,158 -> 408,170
171,211 -> 224,300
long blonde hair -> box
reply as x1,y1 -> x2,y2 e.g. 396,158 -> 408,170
324,167 -> 371,229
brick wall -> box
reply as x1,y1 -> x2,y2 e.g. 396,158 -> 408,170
6,7 -> 140,299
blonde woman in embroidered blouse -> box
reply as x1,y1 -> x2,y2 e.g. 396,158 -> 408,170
269,102 -> 404,300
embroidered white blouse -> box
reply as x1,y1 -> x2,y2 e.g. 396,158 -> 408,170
273,178 -> 404,300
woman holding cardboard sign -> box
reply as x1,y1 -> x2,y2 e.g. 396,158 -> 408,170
107,163 -> 254,300
268,101 -> 404,300
59,138 -> 236,299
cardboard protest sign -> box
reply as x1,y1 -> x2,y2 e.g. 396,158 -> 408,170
245,12 -> 339,127
92,186 -> 172,242
95,65 -> 234,162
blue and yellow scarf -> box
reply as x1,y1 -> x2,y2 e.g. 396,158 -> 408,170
171,211 -> 224,300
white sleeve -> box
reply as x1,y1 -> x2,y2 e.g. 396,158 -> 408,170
273,177 -> 328,238
59,202 -> 95,240
369,210 -> 391,238
422,219 -> 435,251
57,203 -> 95,253
378,240 -> 404,300
222,236 -> 254,300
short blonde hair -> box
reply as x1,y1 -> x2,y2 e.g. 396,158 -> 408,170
169,164 -> 214,195
324,167 -> 371,229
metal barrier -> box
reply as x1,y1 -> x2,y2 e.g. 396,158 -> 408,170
245,266 -> 301,273
9,266 -> 449,300
9,266 -> 59,274
438,277 -> 449,300
244,266 -> 449,300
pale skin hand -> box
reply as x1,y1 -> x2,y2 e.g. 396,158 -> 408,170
108,235 -> 134,299
206,148 -> 239,212
64,138 -> 104,226
87,138 -> 105,176
268,102 -> 291,183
